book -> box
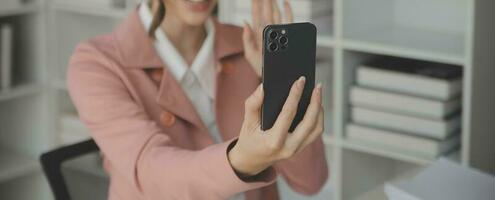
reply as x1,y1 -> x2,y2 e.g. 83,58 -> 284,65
1,24 -> 13,92
385,158 -> 495,200
351,107 -> 460,139
346,123 -> 460,159
357,56 -> 462,101
350,86 -> 461,119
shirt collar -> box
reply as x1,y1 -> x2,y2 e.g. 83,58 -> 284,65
139,2 -> 216,98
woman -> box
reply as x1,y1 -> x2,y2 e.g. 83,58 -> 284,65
67,0 -> 328,199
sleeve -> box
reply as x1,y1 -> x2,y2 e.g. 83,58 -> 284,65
67,43 -> 276,200
275,137 -> 329,195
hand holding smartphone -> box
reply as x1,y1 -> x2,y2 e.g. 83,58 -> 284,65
228,23 -> 323,177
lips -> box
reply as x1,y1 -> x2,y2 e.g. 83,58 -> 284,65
183,0 -> 211,12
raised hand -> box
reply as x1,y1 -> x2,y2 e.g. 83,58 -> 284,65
242,0 -> 294,77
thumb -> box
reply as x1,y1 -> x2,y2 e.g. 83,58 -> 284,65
244,84 -> 264,125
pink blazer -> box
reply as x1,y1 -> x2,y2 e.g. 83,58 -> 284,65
67,9 -> 328,200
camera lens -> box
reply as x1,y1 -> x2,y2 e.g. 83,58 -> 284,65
279,36 -> 288,45
268,42 -> 278,52
269,31 -> 278,40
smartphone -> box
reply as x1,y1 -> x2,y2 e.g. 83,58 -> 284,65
261,22 -> 317,132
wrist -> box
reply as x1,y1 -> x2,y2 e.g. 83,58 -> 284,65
228,146 -> 266,177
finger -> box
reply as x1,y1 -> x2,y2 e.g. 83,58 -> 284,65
272,76 -> 306,133
298,107 -> 324,151
272,0 -> 281,24
262,0 -> 274,25
284,0 -> 294,23
286,84 -> 322,150
252,0 -> 261,29
244,84 -> 264,127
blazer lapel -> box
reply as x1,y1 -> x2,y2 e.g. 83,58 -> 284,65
114,9 -> 206,130
155,67 -> 206,130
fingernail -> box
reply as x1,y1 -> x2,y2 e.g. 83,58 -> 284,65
299,76 -> 306,83
298,76 -> 306,88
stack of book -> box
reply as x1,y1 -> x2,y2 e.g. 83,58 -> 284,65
231,0 -> 333,35
346,56 -> 463,159
0,23 -> 13,92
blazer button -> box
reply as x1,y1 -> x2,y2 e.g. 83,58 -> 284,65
160,111 -> 176,127
151,69 -> 164,83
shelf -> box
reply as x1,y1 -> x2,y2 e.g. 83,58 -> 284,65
351,166 -> 422,200
343,26 -> 465,65
50,1 -> 127,19
317,35 -> 335,48
353,184 -> 386,200
0,148 -> 39,183
0,1 -> 39,17
0,84 -> 43,102
341,139 -> 435,165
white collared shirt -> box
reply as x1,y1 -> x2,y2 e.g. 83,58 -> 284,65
139,5 -> 246,200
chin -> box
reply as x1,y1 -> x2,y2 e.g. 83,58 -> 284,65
182,15 -> 210,26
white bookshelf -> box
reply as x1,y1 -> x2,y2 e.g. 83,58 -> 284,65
0,0 -> 50,199
217,0 -> 494,200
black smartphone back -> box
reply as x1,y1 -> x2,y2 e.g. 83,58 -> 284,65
261,22 -> 317,132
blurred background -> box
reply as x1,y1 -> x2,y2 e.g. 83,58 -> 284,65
0,0 -> 493,199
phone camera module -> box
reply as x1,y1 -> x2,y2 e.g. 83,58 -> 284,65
269,31 -> 278,40
268,42 -> 278,52
279,36 -> 288,45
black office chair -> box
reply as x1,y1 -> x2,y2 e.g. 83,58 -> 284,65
40,139 -> 101,200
